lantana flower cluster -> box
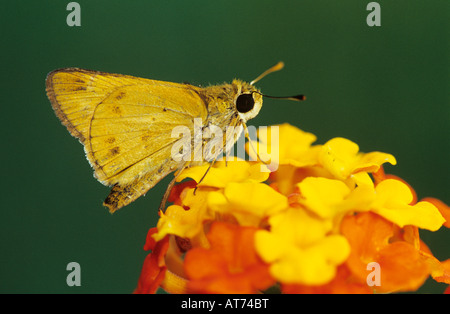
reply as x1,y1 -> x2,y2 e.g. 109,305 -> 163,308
135,124 -> 450,294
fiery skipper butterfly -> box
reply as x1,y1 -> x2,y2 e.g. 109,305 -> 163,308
46,62 -> 304,213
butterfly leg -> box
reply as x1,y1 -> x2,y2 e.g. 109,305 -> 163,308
193,160 -> 215,196
158,163 -> 190,212
192,141 -> 225,195
243,123 -> 269,165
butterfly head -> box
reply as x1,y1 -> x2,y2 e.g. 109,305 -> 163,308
231,61 -> 306,123
233,80 -> 263,123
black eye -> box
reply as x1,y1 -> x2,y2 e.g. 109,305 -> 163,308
236,94 -> 255,113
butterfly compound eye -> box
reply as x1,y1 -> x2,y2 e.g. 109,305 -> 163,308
236,93 -> 255,113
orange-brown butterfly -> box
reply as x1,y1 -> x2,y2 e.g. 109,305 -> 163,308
46,62 -> 304,213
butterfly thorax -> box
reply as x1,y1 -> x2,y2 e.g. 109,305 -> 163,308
188,79 -> 263,164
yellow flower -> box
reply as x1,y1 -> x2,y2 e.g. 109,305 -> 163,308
248,123 -> 319,169
135,123 -> 449,294
318,137 -> 397,181
177,159 -> 269,188
296,177 -> 374,220
371,179 -> 445,231
208,182 -> 289,226
255,208 -> 350,285
154,188 -> 211,245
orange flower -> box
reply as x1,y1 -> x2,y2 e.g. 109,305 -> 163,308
422,198 -> 450,229
184,222 -> 275,293
282,265 -> 372,294
134,228 -> 169,294
341,212 -> 430,293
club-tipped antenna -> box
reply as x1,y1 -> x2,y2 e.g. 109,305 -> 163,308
260,93 -> 306,102
251,62 -> 306,102
250,61 -> 285,85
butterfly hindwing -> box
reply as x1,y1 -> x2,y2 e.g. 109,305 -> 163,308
46,68 -> 208,212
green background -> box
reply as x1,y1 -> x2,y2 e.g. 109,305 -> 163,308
1,0 -> 448,293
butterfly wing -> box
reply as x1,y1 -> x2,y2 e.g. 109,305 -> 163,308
46,68 -> 208,212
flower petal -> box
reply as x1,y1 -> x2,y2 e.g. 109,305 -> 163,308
176,160 -> 269,188
153,188 -> 212,245
421,198 -> 450,228
297,177 -> 375,220
319,137 -> 396,180
184,222 -> 274,293
297,177 -> 351,219
208,182 -> 289,226
341,212 -> 432,293
134,229 -> 169,294
372,179 -> 445,231
255,208 -> 349,285
248,124 -> 319,169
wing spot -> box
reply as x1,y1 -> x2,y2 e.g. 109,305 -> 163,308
115,91 -> 126,100
106,137 -> 116,144
112,106 -> 122,114
110,147 -> 120,156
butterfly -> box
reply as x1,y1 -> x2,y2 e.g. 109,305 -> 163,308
46,62 -> 304,213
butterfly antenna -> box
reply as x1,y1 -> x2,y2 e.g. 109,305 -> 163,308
250,61 -> 285,85
261,93 -> 306,102
250,62 -> 306,101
